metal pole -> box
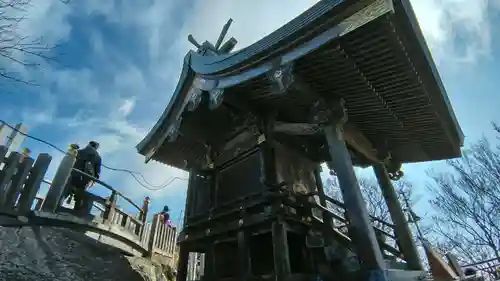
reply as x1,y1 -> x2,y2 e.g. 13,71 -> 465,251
401,191 -> 424,241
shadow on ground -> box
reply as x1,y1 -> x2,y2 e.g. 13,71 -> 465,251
0,226 -> 166,281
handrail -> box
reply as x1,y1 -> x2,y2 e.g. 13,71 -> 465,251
296,191 -> 396,229
70,168 -> 144,214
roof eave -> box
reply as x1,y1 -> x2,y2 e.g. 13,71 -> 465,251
136,52 -> 194,159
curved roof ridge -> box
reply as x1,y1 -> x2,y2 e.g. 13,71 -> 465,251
136,52 -> 194,157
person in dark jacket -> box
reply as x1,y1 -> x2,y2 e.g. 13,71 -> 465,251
67,141 -> 102,211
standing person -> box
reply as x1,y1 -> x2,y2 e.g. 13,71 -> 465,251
160,205 -> 172,226
139,196 -> 151,222
67,141 -> 102,211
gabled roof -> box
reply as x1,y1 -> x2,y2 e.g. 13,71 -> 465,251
137,0 -> 463,170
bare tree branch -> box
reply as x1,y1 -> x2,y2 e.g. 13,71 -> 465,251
427,125 -> 500,264
0,0 -> 67,88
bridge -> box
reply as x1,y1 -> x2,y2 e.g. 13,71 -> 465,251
0,144 -> 177,267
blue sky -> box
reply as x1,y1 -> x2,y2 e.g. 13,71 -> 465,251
1,0 -> 500,225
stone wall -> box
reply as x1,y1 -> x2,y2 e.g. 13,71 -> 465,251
0,226 -> 170,281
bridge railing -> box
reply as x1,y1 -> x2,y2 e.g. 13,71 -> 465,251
0,145 -> 177,260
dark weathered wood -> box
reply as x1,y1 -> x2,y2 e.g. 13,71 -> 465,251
204,246 -> 215,281
238,230 -> 251,281
323,124 -> 387,279
272,220 -> 291,281
176,246 -> 189,281
0,152 -> 22,206
4,156 -> 34,209
373,163 -> 422,270
313,167 -> 335,246
185,169 -> 196,223
42,151 -> 76,212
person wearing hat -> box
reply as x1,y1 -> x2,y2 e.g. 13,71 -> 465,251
66,141 -> 102,211
160,205 -> 172,226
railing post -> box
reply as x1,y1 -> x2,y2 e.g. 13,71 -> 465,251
42,145 -> 78,213
17,154 -> 52,213
103,191 -> 117,224
5,156 -> 34,210
0,151 -> 22,207
147,213 -> 161,258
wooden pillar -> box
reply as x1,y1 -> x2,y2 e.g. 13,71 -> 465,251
319,100 -> 387,281
373,163 -> 422,270
204,246 -> 215,281
0,145 -> 7,163
210,170 -> 218,210
238,229 -> 251,280
42,146 -> 77,212
272,220 -> 291,281
17,153 -> 52,213
176,246 -> 189,281
184,170 -> 196,225
261,146 -> 291,280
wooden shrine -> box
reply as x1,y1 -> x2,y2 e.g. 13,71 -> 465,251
137,0 -> 463,281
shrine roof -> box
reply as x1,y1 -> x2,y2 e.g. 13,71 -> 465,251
137,0 -> 464,170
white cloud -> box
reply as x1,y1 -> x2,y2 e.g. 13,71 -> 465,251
9,0 -> 500,208
118,99 -> 136,117
410,0 -> 499,65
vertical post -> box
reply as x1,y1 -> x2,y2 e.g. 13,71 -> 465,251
176,246 -> 189,281
138,197 -> 150,236
373,163 -> 422,270
204,246 -> 215,281
317,100 -> 387,281
5,156 -> 34,209
103,191 -> 117,224
210,170 -> 218,210
238,230 -> 251,281
42,145 -> 77,212
184,170 -> 196,225
259,115 -> 291,281
17,153 -> 52,213
272,221 -> 291,281
269,120 -> 293,277
0,152 -> 22,206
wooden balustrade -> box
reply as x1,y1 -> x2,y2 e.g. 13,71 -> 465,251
0,145 -> 178,261
146,213 -> 178,266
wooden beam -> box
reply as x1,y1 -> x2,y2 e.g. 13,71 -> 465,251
267,68 -> 380,164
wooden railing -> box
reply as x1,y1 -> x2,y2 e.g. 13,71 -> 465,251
147,213 -> 178,265
0,145 -> 177,261
287,191 -> 403,259
461,257 -> 500,281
